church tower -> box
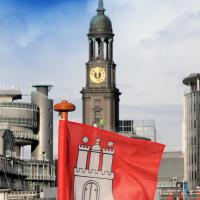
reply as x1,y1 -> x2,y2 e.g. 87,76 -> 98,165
81,0 -> 121,132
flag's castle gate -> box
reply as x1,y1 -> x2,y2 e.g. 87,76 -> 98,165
74,137 -> 115,200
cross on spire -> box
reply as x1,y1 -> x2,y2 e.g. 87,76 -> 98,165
97,0 -> 105,13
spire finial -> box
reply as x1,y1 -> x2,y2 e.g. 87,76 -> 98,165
97,0 -> 105,13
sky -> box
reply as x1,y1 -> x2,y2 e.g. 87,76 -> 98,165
0,0 -> 200,157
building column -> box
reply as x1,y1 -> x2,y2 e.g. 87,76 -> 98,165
189,82 -> 192,92
106,40 -> 109,60
30,164 -> 32,178
108,39 -> 113,61
197,78 -> 200,91
37,164 -> 39,178
100,38 -> 105,59
14,145 -> 21,159
43,164 -> 45,178
89,39 -> 93,60
92,38 -> 96,60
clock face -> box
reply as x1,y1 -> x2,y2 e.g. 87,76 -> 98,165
90,67 -> 106,83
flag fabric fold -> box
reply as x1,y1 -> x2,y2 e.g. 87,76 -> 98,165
61,120 -> 165,200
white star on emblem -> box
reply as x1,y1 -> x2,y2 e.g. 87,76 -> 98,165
107,142 -> 114,147
82,137 -> 89,143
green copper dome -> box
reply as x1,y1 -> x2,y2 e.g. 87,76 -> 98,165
89,0 -> 113,36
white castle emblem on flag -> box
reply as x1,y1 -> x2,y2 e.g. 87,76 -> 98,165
74,137 -> 115,200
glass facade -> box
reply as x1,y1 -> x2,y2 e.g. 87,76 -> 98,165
119,120 -> 156,141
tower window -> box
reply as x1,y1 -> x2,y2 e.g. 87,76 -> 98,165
94,111 -> 101,125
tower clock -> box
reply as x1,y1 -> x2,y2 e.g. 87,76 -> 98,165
81,0 -> 121,132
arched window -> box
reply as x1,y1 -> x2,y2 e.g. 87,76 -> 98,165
82,181 -> 100,200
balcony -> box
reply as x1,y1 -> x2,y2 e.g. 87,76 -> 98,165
0,157 -> 27,176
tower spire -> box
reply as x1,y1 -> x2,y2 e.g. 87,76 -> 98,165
97,0 -> 105,13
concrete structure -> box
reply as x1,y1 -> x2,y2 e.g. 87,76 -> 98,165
81,0 -> 121,132
0,190 -> 38,200
0,90 -> 39,157
26,160 -> 55,191
40,187 -> 57,199
183,73 -> 200,189
0,155 -> 28,191
158,151 -> 184,189
155,151 -> 184,200
0,129 -> 28,191
0,86 -> 55,192
0,130 -> 15,157
119,119 -> 156,141
31,84 -> 53,162
0,189 -> 10,200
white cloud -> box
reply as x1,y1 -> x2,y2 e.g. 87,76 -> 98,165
1,0 -> 200,155
93,0 -> 200,149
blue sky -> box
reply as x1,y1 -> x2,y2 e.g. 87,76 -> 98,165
1,0 -> 200,157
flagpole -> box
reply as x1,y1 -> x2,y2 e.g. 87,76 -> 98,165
54,100 -> 75,200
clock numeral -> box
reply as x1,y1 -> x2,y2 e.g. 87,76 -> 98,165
90,67 -> 105,84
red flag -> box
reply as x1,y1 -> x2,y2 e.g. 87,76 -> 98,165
63,120 -> 164,200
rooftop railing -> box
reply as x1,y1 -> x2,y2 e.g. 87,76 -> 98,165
0,102 -> 39,111
13,131 -> 38,141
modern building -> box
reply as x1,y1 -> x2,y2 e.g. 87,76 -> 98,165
81,0 -> 121,132
158,151 -> 184,189
183,73 -> 200,189
0,129 -> 28,191
156,151 -> 184,199
119,120 -> 156,141
0,89 -> 39,158
0,85 -> 55,193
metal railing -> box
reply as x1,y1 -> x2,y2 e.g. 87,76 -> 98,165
26,175 -> 55,181
0,117 -> 38,128
13,131 -> 38,141
7,191 -> 38,199
0,157 -> 27,176
0,102 -> 39,111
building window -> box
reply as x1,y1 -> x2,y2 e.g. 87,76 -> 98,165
94,111 -> 101,125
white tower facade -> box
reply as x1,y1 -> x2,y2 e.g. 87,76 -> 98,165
74,138 -> 115,200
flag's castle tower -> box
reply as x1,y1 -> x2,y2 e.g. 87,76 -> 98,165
74,138 -> 115,200
81,0 -> 121,132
